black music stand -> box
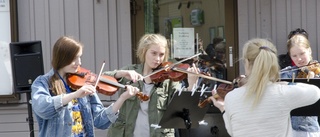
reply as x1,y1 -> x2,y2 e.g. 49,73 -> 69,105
281,78 -> 320,116
158,91 -> 209,129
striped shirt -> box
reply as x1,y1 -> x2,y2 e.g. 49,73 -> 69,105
223,82 -> 320,137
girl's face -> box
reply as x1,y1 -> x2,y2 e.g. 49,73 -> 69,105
145,44 -> 166,69
61,48 -> 82,75
290,45 -> 311,67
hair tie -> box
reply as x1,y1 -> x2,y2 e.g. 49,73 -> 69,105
259,46 -> 275,54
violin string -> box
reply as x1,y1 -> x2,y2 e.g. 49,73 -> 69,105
172,67 -> 233,84
94,61 -> 105,89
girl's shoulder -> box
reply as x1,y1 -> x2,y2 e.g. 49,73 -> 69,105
121,64 -> 142,70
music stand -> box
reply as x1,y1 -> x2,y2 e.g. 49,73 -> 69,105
158,91 -> 209,129
281,78 -> 320,116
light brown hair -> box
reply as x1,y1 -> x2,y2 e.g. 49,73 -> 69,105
287,34 -> 311,57
50,36 -> 83,95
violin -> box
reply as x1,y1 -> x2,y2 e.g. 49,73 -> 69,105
143,53 -> 202,82
296,60 -> 320,78
214,75 -> 247,99
150,62 -> 189,83
66,67 -> 149,101
198,75 -> 246,108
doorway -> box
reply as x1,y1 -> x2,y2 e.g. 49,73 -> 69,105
130,0 -> 239,81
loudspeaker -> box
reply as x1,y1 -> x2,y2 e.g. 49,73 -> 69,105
10,41 -> 44,93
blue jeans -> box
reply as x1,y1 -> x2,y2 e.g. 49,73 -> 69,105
291,116 -> 320,132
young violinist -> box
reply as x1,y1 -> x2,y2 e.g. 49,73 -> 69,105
280,32 -> 320,136
278,28 -> 308,69
103,33 -> 199,137
210,38 -> 320,137
31,36 -> 140,137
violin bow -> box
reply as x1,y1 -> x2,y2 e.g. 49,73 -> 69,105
171,67 -> 233,85
279,61 -> 319,74
143,53 -> 202,78
94,61 -> 105,89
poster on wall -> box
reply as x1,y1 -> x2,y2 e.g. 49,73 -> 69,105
0,0 -> 9,12
0,0 -> 13,95
173,28 -> 195,58
0,41 -> 13,95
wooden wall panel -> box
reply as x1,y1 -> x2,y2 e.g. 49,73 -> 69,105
306,0 -> 318,59
16,0 -> 131,73
0,104 -> 38,136
274,0 -> 287,49
107,0 -> 120,71
64,0 -> 80,38
79,0 -> 95,69
117,0 -> 132,69
94,0 -> 110,72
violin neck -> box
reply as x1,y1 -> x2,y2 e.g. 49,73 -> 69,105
100,77 -> 126,89
172,67 -> 232,85
198,98 -> 211,108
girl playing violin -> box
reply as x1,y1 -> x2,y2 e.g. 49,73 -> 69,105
281,32 -> 320,137
103,34 -> 199,137
210,38 -> 320,137
31,36 -> 140,137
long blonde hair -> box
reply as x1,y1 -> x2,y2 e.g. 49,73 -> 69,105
242,38 -> 279,106
136,34 -> 169,63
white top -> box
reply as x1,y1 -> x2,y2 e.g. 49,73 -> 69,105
133,83 -> 154,137
223,82 -> 320,137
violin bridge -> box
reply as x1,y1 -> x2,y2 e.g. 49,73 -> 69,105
292,73 -> 295,83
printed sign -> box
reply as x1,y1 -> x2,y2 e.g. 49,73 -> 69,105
0,0 -> 9,12
173,28 -> 194,58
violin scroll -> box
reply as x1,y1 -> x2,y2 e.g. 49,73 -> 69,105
136,92 -> 149,101
198,97 -> 211,108
213,75 -> 247,99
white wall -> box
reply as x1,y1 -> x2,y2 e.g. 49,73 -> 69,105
0,0 -> 13,95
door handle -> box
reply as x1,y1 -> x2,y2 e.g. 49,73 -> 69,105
229,46 -> 233,67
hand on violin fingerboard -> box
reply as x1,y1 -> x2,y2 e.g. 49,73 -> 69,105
210,89 -> 225,112
187,63 -> 200,91
120,85 -> 140,100
115,70 -> 143,83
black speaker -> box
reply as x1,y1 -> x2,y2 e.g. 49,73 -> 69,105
10,41 -> 44,93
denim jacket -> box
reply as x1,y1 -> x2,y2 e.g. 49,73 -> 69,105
281,66 -> 320,132
31,69 -> 118,137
